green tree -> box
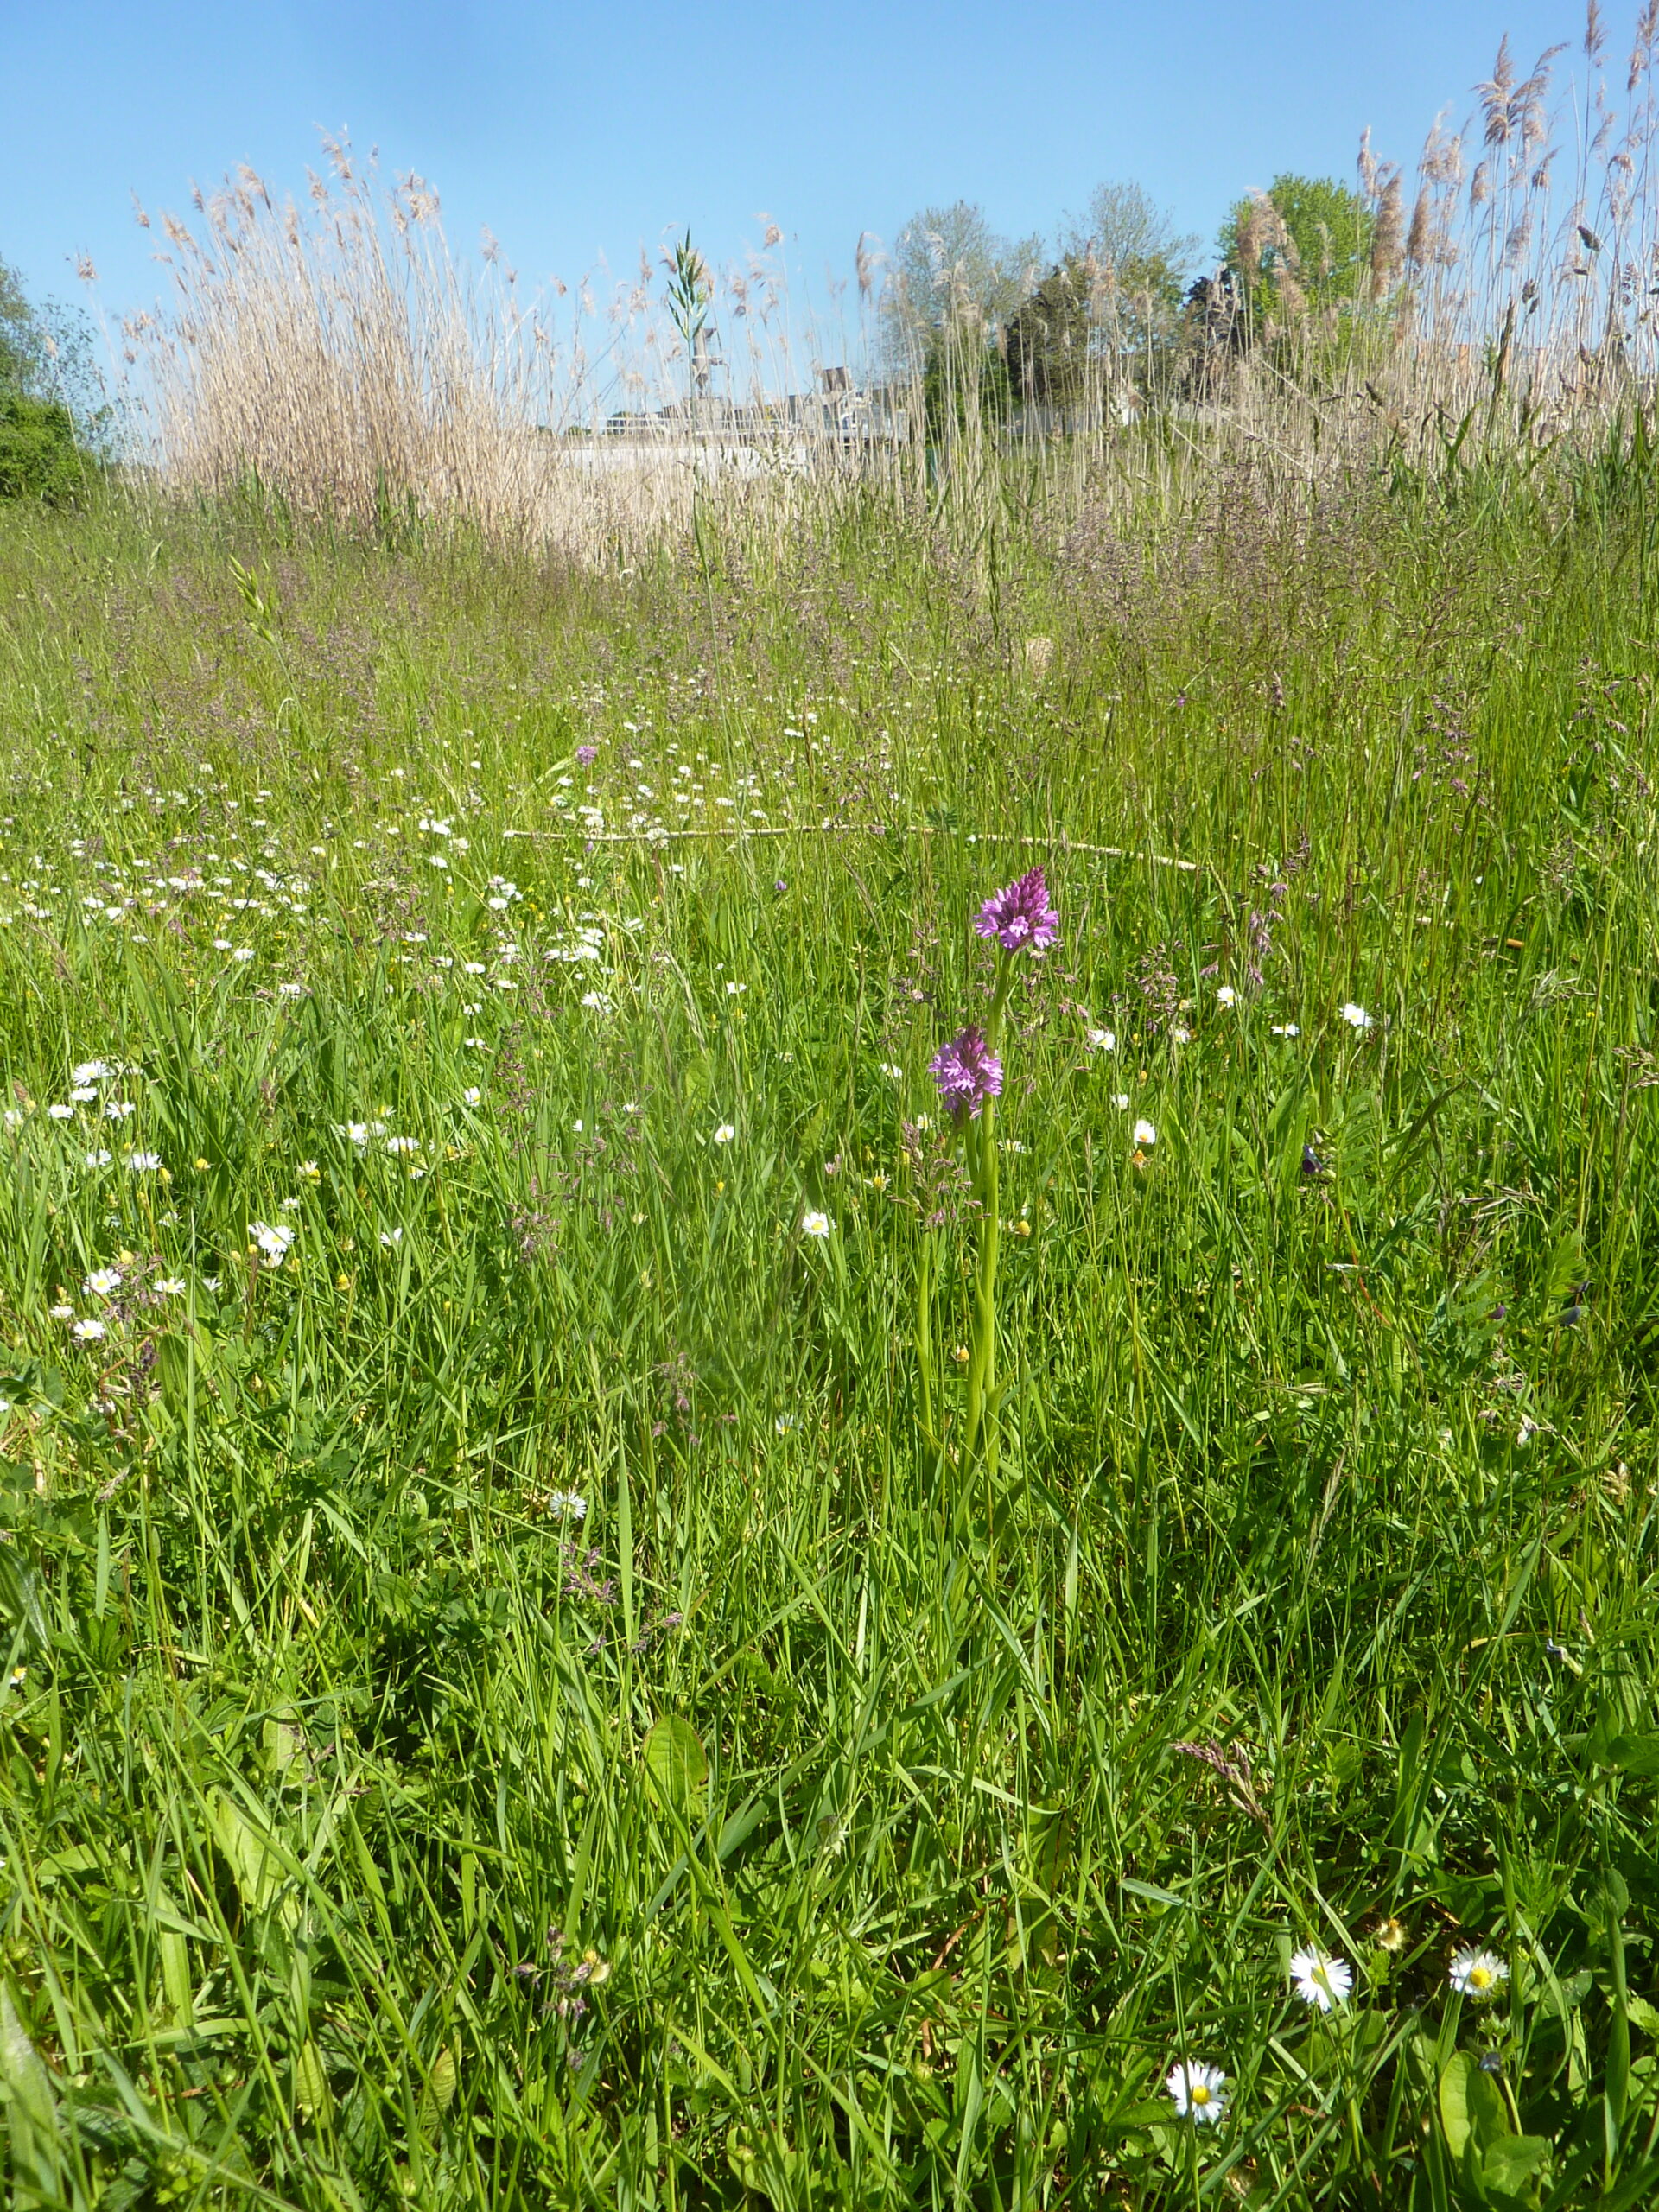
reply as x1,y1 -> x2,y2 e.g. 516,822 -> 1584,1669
880,201 -> 1041,374
1218,174 -> 1374,316
0,257 -> 105,501
1044,181 -> 1198,398
879,202 -> 1040,440
1006,264 -> 1090,408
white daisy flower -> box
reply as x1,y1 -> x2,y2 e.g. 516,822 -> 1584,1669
47,1103 -> 74,1122
385,1135 -> 420,1155
156,1279 -> 187,1297
125,1151 -> 162,1172
802,1211 -> 832,1239
1133,1119 -> 1157,1147
1087,1028 -> 1116,1052
1271,1022 -> 1300,1037
379,1227 -> 404,1248
49,1304 -> 74,1321
1215,985 -> 1236,1007
1340,1002 -> 1374,1030
1166,2061 -> 1228,2124
1448,1948 -> 1508,2001
69,1086 -> 98,1103
461,1087 -> 481,1107
72,1060 -> 112,1084
84,1268 -> 123,1297
1289,1947 -> 1353,2012
249,1221 -> 296,1262
713,1123 -> 735,1145
72,1318 -> 107,1342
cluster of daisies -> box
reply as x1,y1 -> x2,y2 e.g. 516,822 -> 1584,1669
1074,994 -> 1377,1155
0,782 -> 649,1028
49,1262 -> 189,1344
3,1059 -> 167,1175
1168,1942 -> 1509,2127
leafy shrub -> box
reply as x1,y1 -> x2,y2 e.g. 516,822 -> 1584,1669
0,390 -> 91,504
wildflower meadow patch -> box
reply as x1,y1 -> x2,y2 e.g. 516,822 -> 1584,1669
1,477 -> 1659,2208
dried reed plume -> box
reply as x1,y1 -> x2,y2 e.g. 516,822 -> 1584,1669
118,137 -> 868,556
102,9 -> 1659,552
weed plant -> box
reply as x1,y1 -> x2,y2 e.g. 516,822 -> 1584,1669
1,457 -> 1659,2206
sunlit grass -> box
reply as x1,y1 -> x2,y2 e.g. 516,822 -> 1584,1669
0,477 -> 1657,2206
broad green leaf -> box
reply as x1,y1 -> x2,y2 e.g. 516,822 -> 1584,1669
1438,2050 -> 1476,2160
1479,2133 -> 1548,2195
208,1787 -> 285,1912
643,1715 -> 708,1816
0,1983 -> 57,2135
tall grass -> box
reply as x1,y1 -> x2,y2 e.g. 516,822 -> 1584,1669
1,433 -> 1658,2202
95,6 -> 1659,561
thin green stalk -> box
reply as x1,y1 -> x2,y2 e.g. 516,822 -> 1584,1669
916,1222 -> 937,1447
963,964 -> 1013,1467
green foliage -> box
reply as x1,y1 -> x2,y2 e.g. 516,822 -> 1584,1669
921,326 -> 1014,438
1062,178 -> 1198,388
0,391 -> 91,504
660,232 -> 717,399
0,256 -> 104,502
1221,172 -> 1376,314
880,199 -> 1042,377
1,445 -> 1659,2202
1006,264 -> 1091,407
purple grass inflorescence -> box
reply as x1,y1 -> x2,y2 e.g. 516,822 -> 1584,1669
929,1027 -> 1004,1121
974,866 -> 1059,956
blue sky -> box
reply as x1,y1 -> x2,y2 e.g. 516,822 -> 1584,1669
4,0 -> 1605,333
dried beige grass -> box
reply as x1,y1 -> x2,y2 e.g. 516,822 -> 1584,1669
103,10 -> 1659,559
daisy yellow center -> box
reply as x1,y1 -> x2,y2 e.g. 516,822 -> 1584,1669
1469,1966 -> 1492,1991
1191,2084 -> 1211,2106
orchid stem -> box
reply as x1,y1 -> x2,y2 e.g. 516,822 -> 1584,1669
963,964 -> 1013,1467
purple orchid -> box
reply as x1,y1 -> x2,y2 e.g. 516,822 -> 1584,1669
928,1027 -> 1004,1120
974,866 -> 1058,956
575,743 -> 600,766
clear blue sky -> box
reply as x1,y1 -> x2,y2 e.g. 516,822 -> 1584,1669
3,0 -> 1603,327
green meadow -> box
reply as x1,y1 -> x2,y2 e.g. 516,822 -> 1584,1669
3,462 -> 1659,2208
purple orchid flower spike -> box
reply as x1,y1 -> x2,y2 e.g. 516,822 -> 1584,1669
928,1026 -> 1004,1121
974,866 -> 1059,957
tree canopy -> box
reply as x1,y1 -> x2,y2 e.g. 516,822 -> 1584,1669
878,201 -> 1043,374
0,257 -> 107,501
1217,175 -> 1374,313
